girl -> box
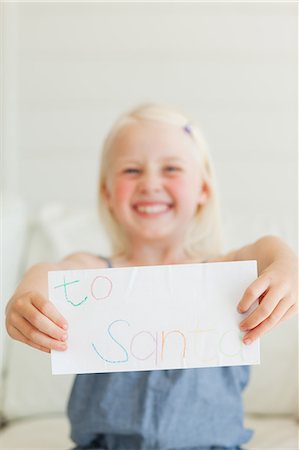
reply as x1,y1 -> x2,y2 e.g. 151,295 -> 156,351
5,103 -> 297,450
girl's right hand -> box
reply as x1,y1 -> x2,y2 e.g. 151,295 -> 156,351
5,291 -> 68,353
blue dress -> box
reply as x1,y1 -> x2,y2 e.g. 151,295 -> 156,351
67,257 -> 253,450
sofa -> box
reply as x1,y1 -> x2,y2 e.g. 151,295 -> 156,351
1,196 -> 298,449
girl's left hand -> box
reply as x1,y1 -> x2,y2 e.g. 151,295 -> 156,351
237,257 -> 298,344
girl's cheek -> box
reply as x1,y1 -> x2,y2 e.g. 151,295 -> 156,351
113,179 -> 134,204
167,178 -> 190,198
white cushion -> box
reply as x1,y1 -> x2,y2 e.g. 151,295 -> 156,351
0,415 -> 72,449
2,203 -> 110,421
243,315 -> 298,416
2,194 -> 28,303
3,341 -> 74,420
24,202 -> 111,267
1,194 -> 28,419
244,414 -> 299,449
0,414 -> 298,449
2,202 -> 297,421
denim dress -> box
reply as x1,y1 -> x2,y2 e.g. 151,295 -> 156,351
67,257 -> 253,450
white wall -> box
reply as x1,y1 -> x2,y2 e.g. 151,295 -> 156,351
2,2 -> 297,250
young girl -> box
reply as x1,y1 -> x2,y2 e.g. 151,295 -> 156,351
5,103 -> 297,450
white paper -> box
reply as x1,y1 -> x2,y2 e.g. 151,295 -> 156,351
49,260 -> 260,374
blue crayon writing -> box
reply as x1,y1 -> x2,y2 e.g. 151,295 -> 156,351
92,319 -> 130,363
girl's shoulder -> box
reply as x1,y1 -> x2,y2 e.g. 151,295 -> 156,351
204,251 -> 238,264
60,252 -> 110,269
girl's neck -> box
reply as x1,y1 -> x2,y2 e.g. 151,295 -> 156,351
112,241 -> 201,267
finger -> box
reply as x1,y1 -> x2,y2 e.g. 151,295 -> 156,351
30,292 -> 68,330
239,289 -> 286,331
13,316 -> 68,352
237,275 -> 271,313
242,298 -> 290,344
9,326 -> 51,353
279,304 -> 298,324
22,302 -> 68,342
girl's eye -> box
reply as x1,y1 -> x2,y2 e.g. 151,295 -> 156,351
123,168 -> 141,174
164,166 -> 181,173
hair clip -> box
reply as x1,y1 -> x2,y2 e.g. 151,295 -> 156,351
183,124 -> 192,134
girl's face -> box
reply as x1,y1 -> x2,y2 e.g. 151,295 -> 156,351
103,119 -> 209,243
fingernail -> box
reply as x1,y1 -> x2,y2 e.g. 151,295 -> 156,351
57,342 -> 67,350
243,338 -> 252,345
239,323 -> 247,331
62,323 -> 68,330
61,334 -> 68,341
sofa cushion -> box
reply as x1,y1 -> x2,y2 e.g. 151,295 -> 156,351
2,203 -> 297,421
1,195 -> 28,421
0,414 -> 298,449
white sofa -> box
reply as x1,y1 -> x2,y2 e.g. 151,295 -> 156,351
1,198 -> 298,449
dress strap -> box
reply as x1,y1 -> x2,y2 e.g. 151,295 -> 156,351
98,257 -> 206,268
98,255 -> 113,268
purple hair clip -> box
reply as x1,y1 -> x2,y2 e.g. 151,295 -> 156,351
183,124 -> 192,135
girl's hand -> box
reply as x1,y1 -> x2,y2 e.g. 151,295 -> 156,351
5,291 -> 68,353
237,257 -> 298,344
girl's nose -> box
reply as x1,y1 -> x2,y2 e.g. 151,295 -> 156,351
138,173 -> 162,193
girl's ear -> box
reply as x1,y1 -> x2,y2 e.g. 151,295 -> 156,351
101,183 -> 111,206
197,180 -> 210,205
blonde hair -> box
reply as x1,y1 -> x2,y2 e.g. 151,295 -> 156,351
98,103 -> 224,260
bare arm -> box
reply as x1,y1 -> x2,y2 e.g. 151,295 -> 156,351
226,235 -> 296,273
5,253 -> 107,353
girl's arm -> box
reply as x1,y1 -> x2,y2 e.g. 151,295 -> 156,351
5,253 -> 107,353
219,235 -> 298,344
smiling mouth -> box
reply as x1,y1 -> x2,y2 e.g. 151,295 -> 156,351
132,203 -> 173,216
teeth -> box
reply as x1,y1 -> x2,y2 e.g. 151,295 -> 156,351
135,204 -> 169,214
